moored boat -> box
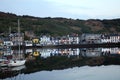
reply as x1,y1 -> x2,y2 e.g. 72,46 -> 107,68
0,59 -> 9,67
7,19 -> 26,67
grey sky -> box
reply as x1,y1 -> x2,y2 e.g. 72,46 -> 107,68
0,0 -> 120,19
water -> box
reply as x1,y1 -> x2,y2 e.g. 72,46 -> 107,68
1,47 -> 120,80
1,47 -> 120,59
3,65 -> 120,80
25,47 -> 120,58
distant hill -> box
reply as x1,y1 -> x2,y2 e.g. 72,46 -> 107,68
0,11 -> 120,36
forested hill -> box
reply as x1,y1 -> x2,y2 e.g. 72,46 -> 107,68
0,11 -> 120,36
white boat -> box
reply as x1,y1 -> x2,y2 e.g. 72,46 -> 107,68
0,59 -> 9,67
8,19 -> 26,67
8,60 -> 26,67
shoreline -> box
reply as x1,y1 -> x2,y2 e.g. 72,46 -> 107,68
11,43 -> 120,49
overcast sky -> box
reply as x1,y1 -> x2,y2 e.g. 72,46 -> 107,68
0,0 -> 120,19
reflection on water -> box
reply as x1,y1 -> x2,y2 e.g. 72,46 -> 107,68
1,47 -> 120,59
25,47 -> 120,58
0,65 -> 25,79
0,47 -> 120,79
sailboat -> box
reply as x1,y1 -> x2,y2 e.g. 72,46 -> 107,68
8,19 -> 26,67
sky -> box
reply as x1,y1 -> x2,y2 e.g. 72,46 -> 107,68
0,0 -> 120,20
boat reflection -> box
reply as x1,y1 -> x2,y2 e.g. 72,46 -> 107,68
0,65 -> 25,79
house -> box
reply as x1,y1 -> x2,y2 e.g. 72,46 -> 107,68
109,34 -> 120,43
101,34 -> 120,43
40,35 -> 51,45
101,34 -> 110,43
25,31 -> 35,39
59,36 -> 69,45
81,34 -> 101,44
9,33 -> 24,46
68,34 -> 79,44
24,40 -> 33,46
3,37 -> 13,46
4,41 -> 13,46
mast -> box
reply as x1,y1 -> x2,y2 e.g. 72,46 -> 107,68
9,26 -> 11,46
18,19 -> 20,35
9,27 -> 11,35
18,19 -> 21,59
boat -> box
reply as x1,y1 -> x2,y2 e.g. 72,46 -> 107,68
0,59 -> 9,67
8,19 -> 26,67
8,60 -> 26,67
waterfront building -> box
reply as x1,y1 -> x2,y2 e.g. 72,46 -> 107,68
40,35 -> 51,45
101,34 -> 120,43
80,34 -> 101,44
9,33 -> 24,46
68,34 -> 79,44
24,31 -> 35,39
24,40 -> 33,46
59,36 -> 69,45
109,34 -> 120,43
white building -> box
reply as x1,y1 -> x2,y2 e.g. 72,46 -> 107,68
101,34 -> 120,43
4,41 -> 13,46
40,35 -> 51,45
24,40 -> 33,46
10,33 -> 24,46
68,34 -> 79,44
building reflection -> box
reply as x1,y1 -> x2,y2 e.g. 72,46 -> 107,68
0,48 -> 120,60
0,47 -> 120,79
25,47 -> 120,58
80,48 -> 102,57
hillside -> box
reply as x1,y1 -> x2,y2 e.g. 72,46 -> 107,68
0,12 -> 120,36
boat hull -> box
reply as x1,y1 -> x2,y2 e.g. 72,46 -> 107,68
8,60 -> 26,67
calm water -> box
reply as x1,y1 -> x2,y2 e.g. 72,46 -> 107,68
3,65 -> 120,80
1,47 -> 120,80
1,47 -> 120,58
